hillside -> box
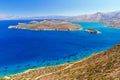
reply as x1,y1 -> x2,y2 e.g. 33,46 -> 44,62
1,43 -> 120,80
67,11 -> 120,28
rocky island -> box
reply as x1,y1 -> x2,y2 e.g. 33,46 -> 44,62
85,29 -> 101,34
8,21 -> 82,31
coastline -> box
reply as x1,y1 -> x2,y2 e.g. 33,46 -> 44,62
3,47 -> 110,79
3,43 -> 120,80
1,21 -> 119,79
0,21 -> 119,79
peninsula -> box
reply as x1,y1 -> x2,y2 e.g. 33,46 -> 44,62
8,21 -> 82,31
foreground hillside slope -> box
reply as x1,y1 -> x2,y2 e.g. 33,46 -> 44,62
2,44 -> 120,80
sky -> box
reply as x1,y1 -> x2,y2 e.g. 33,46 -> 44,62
0,0 -> 120,16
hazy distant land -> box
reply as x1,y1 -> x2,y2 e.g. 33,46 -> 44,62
8,20 -> 82,31
66,11 -> 120,28
2,11 -> 120,28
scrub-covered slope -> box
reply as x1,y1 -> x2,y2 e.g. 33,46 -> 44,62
2,44 -> 120,80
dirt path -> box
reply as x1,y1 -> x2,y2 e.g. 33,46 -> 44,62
34,58 -> 86,80
35,63 -> 74,80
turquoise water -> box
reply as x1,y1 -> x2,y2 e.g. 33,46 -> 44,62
0,20 -> 120,77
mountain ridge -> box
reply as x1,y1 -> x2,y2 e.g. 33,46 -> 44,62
1,11 -> 120,27
66,11 -> 120,27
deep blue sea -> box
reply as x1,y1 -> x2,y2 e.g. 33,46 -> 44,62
0,20 -> 120,77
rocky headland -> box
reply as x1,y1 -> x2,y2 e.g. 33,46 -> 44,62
8,20 -> 82,31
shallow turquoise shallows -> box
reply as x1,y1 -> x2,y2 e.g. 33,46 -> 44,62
0,20 -> 120,77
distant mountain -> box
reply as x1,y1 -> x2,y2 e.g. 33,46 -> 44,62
0,15 -> 70,20
67,11 -> 120,21
1,11 -> 120,27
66,11 -> 120,27
66,12 -> 104,21
0,15 -> 17,20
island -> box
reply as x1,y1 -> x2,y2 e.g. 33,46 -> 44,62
8,21 -> 82,31
84,29 -> 101,34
